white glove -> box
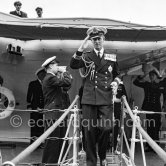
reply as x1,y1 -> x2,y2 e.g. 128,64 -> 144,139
110,81 -> 118,87
78,35 -> 90,52
111,81 -> 118,95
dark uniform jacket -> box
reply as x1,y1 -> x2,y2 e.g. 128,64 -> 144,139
159,78 -> 166,102
159,78 -> 166,112
27,79 -> 44,109
70,50 -> 119,105
62,86 -> 71,109
133,77 -> 162,111
42,72 -> 72,119
10,10 -> 27,18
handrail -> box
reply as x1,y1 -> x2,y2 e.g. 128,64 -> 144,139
122,95 -> 166,164
2,95 -> 79,166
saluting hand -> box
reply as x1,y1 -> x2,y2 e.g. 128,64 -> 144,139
78,35 -> 90,52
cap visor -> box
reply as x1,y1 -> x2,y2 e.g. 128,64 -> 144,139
91,35 -> 101,39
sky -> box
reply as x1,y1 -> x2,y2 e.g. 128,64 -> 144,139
1,0 -> 166,26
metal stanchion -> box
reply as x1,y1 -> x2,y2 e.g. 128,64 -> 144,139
119,98 -> 125,166
130,108 -> 137,161
0,149 -> 2,166
72,105 -> 79,166
122,95 -> 166,164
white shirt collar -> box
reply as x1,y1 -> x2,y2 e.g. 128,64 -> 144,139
94,48 -> 104,56
16,10 -> 21,15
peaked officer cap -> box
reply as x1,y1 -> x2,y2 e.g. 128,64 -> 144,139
87,26 -> 107,39
14,1 -> 22,6
36,7 -> 43,11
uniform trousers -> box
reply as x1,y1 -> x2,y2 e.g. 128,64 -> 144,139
82,104 -> 113,166
42,112 -> 67,166
30,112 -> 44,144
113,103 -> 121,150
146,113 -> 161,148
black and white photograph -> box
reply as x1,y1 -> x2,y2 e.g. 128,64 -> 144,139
0,0 -> 166,166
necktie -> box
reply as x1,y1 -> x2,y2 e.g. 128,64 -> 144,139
98,52 -> 102,60
17,11 -> 21,16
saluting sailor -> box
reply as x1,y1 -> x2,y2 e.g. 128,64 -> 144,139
70,26 -> 121,166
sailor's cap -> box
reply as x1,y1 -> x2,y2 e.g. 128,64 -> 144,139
87,26 -> 107,39
14,1 -> 22,6
149,69 -> 162,79
41,56 -> 59,68
36,7 -> 43,11
35,67 -> 46,76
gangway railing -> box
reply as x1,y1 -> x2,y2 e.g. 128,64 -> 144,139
2,95 -> 79,166
122,95 -> 166,165
2,94 -> 166,166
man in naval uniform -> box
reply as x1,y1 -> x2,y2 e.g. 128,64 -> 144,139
10,1 -> 27,18
41,56 -> 72,166
133,69 -> 162,152
26,68 -> 46,144
159,68 -> 166,113
70,26 -> 120,166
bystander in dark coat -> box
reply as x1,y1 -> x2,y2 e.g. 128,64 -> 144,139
10,1 -> 27,18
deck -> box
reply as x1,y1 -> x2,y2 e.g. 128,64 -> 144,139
0,142 -> 165,166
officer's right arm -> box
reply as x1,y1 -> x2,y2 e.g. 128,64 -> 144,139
70,35 -> 89,69
70,51 -> 85,69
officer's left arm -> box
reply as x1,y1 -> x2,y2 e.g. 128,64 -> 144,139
111,61 -> 122,89
112,61 -> 120,79
122,84 -> 128,101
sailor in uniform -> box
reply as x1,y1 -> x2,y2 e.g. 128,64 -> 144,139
70,26 -> 121,166
133,69 -> 162,152
41,56 -> 72,166
159,68 -> 166,113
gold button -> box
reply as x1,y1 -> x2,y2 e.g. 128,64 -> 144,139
95,81 -> 97,83
95,86 -> 97,88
